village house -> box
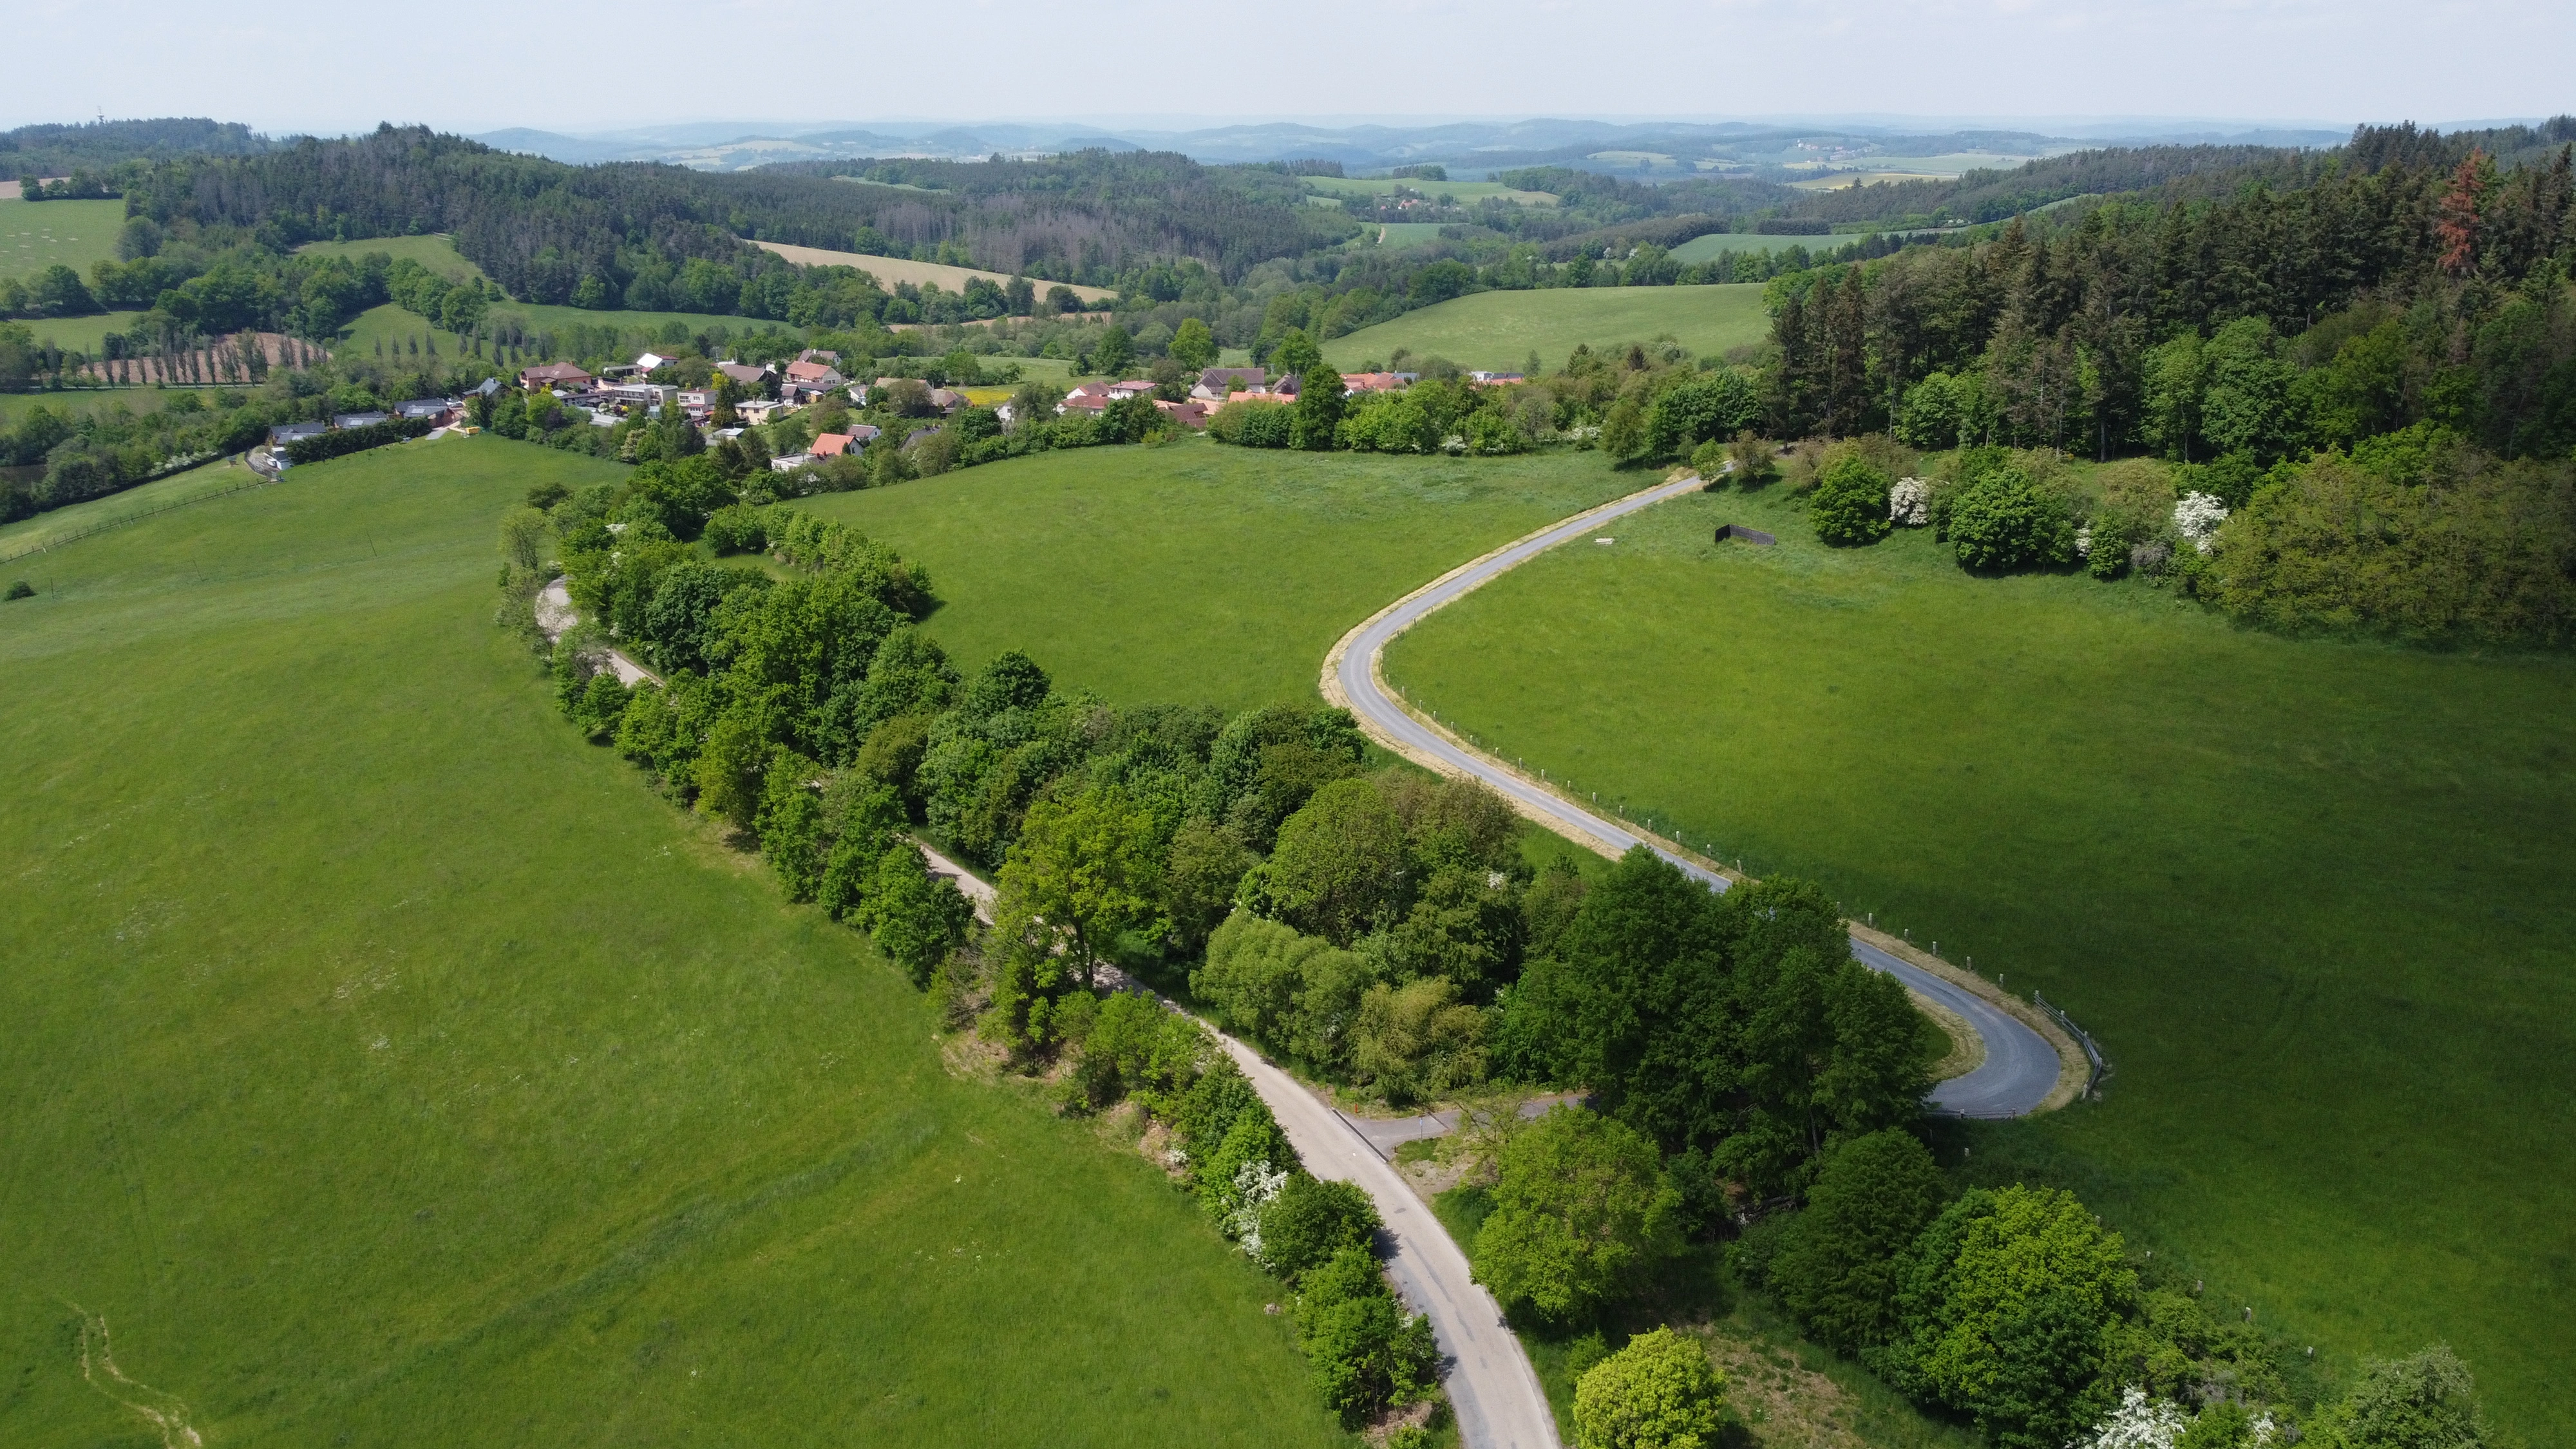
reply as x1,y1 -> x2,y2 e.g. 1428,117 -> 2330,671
1057,381 -> 1115,415
635,350 -> 688,373
1105,378 -> 1157,401
1153,399 -> 1213,429
395,398 -> 460,425
781,359 -> 846,400
926,386 -> 967,413
267,421 -> 327,448
714,361 -> 770,390
1190,366 -> 1269,400
1469,370 -> 1527,385
1340,372 -> 1415,394
518,361 -> 592,392
332,410 -> 390,430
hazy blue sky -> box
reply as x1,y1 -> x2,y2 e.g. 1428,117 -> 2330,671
7,0 -> 2568,135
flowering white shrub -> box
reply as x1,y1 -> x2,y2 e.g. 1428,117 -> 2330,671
1889,476 -> 1933,526
2076,1387 -> 2189,1449
2174,491 -> 2230,553
1224,1157 -> 1289,1256
2074,526 -> 2094,559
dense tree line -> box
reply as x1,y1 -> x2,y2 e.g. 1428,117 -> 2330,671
3,117 -> 273,180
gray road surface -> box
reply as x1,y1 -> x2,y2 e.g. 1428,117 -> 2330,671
1329,475 -> 2062,1119
909,842 -> 1564,1449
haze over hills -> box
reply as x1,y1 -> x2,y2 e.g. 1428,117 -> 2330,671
466,115 -> 2360,177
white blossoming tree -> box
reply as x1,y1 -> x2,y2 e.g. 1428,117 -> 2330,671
1889,476 -> 1933,527
2078,1387 -> 2189,1449
1224,1157 -> 1290,1257
2173,491 -> 2230,554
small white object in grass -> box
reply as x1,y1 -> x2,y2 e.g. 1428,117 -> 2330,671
1595,536 -> 1614,545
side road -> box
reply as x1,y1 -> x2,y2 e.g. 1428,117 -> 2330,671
536,577 -> 659,686
911,841 -> 1564,1449
1319,474 -> 2083,1119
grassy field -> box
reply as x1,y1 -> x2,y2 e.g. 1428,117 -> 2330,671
1670,232 -> 1814,262
1303,176 -> 1557,207
17,308 -> 147,354
0,453 -> 261,561
1352,223 -> 1450,249
0,386 -> 229,426
337,301 -> 763,367
1321,285 -> 1770,373
1379,481 -> 2576,1441
793,438 -> 1633,711
296,233 -> 489,280
0,198 -> 128,285
0,437 -> 1353,1449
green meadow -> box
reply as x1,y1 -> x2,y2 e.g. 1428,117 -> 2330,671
296,232 -> 489,278
0,438 -> 1351,1449
0,197 -> 128,284
1321,285 -> 1770,373
1303,176 -> 1558,207
794,437 -> 1631,710
0,453 -> 256,561
0,386 -> 227,426
17,308 -> 148,354
1670,232 -> 1811,262
1378,482 -> 2576,1442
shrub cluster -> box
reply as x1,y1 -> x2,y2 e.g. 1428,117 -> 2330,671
281,414 -> 434,464
1733,1129 -> 2496,1449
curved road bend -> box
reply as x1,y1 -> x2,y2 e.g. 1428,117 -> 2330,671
1327,477 -> 2063,1120
909,842 -> 1563,1449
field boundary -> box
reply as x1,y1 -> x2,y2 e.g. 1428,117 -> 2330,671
1319,473 -> 2089,1110
0,459 -> 260,566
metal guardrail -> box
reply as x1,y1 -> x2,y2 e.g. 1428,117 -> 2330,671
2032,990 -> 2110,1099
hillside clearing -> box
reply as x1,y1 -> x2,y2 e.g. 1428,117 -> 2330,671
747,240 -> 1115,304
1321,285 -> 1770,373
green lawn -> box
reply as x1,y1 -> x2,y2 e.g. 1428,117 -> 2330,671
0,452 -> 258,561
1381,482 -> 2576,1442
296,232 -> 489,280
1322,286 -> 1770,374
1349,223 -> 1450,249
17,308 -> 147,354
792,438 -> 1634,712
0,198 -> 128,285
0,386 -> 228,426
1671,232 -> 1811,262
0,437 -> 1352,1449
1304,176 -> 1557,207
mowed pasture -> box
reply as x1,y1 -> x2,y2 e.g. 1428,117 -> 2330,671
0,452 -> 258,561
0,197 -> 128,284
1321,285 -> 1770,373
0,438 -> 1352,1449
795,439 -> 1632,710
17,308 -> 148,354
0,386 -> 228,427
1378,482 -> 2576,1442
296,232 -> 489,279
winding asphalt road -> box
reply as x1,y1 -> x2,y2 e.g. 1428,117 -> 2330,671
911,842 -> 1563,1449
1325,475 -> 2064,1120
